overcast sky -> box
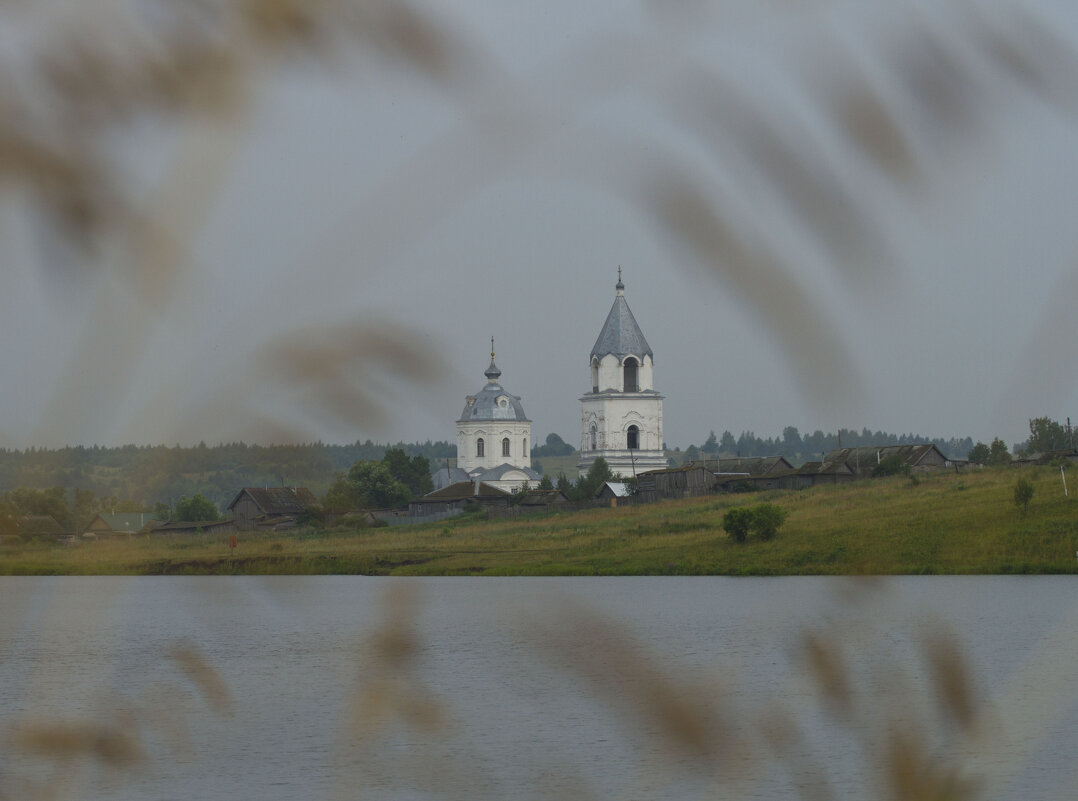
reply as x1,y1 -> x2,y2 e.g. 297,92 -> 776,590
3,0 -> 1078,452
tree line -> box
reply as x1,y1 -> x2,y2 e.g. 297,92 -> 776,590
675,426 -> 975,464
0,440 -> 456,511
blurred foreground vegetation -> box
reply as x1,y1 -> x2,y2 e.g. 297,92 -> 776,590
3,465 -> 1075,576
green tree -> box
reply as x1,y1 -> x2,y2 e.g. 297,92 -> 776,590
987,438 -> 1011,467
782,426 -> 803,454
383,447 -> 433,498
575,457 -> 615,499
1,487 -> 71,529
719,430 -> 737,453
533,433 -> 575,457
968,442 -> 990,465
701,430 -> 718,453
174,493 -> 219,522
1014,477 -> 1035,516
555,473 -> 574,498
537,474 -> 554,491
722,507 -> 753,543
1024,417 -> 1073,454
750,503 -> 788,540
336,461 -> 411,510
872,454 -> 910,477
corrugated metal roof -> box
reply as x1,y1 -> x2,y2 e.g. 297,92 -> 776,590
590,280 -> 653,361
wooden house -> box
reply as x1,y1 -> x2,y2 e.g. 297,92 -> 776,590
1,515 -> 67,541
822,444 -> 950,479
595,482 -> 631,500
518,489 -> 570,509
150,519 -> 236,535
83,512 -> 161,538
408,481 -> 511,517
227,487 -> 319,531
705,456 -> 795,475
636,465 -> 718,499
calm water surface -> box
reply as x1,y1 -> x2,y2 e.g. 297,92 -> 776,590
2,576 -> 1077,800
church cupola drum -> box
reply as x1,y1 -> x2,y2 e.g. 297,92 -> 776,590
578,272 -> 666,475
456,340 -> 534,478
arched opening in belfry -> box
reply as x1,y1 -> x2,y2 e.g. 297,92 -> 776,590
627,425 -> 640,450
590,424 -> 598,451
476,438 -> 485,458
623,357 -> 639,392
591,358 -> 599,393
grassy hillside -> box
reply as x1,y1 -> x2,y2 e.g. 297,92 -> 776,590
2,466 -> 1075,575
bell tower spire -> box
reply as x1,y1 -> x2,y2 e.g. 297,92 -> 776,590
579,271 -> 666,476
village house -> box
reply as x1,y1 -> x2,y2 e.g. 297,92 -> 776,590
517,488 -> 571,510
150,519 -> 236,535
227,487 -> 319,531
822,444 -> 951,478
409,481 -> 512,519
83,512 -> 161,538
1,515 -> 68,541
636,465 -> 717,499
595,481 -> 631,501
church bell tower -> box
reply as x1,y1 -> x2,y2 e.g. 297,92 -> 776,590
578,271 -> 666,476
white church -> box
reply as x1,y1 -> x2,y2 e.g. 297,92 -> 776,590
431,342 -> 542,493
430,272 -> 665,494
578,272 -> 666,476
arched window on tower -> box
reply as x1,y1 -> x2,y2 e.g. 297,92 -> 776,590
623,357 -> 639,392
591,358 -> 599,393
502,438 -> 511,457
627,425 -> 640,450
523,438 -> 527,457
476,438 -> 484,458
590,424 -> 597,451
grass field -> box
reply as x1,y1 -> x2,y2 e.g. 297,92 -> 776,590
2,466 -> 1076,576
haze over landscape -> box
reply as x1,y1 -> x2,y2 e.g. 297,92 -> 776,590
3,0 -> 1077,453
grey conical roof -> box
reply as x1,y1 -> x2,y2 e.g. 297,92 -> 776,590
590,279 -> 653,360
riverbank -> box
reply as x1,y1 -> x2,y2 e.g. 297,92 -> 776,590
2,466 -> 1075,575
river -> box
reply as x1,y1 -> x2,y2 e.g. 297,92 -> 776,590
2,576 -> 1077,800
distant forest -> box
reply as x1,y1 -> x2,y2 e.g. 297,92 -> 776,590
673,427 -> 975,466
0,427 -> 977,510
0,441 -> 456,511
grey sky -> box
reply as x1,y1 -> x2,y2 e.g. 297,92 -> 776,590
3,0 -> 1078,452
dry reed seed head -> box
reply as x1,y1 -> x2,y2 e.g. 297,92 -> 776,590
923,625 -> 976,732
650,169 -> 867,413
831,79 -> 917,183
168,643 -> 234,715
800,630 -> 852,717
10,719 -> 143,767
758,703 -> 802,754
969,8 -> 1078,110
884,728 -> 978,801
537,610 -> 734,769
